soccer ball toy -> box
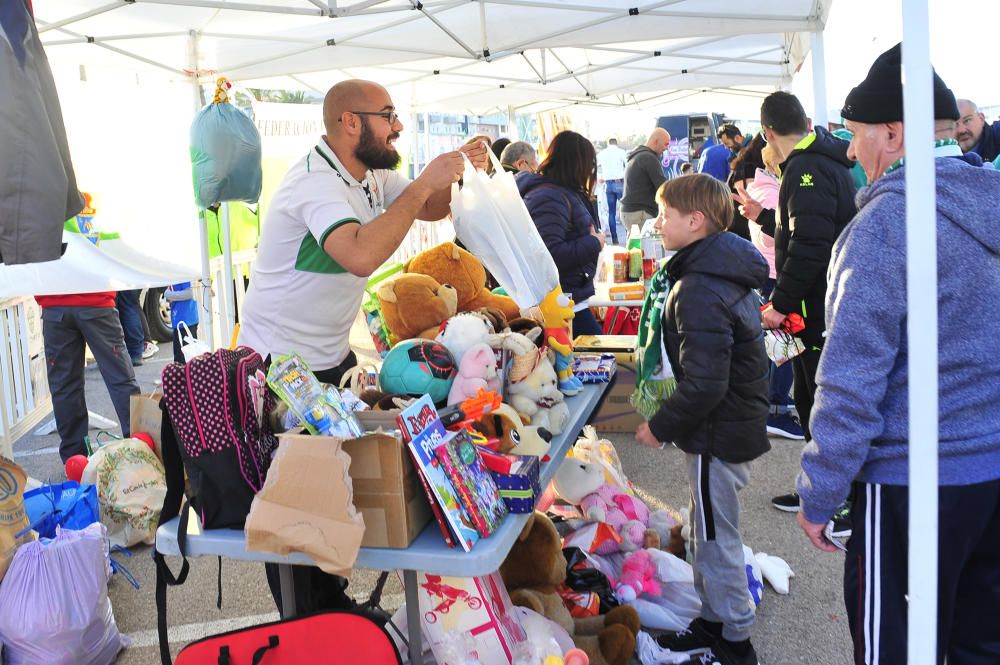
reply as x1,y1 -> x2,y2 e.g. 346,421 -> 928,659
379,339 -> 457,404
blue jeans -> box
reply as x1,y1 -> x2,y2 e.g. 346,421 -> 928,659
604,180 -> 624,244
760,279 -> 793,411
115,289 -> 144,361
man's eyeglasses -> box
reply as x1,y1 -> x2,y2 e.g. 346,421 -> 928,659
342,110 -> 398,124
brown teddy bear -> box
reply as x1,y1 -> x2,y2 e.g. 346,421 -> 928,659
407,242 -> 521,322
376,273 -> 457,342
500,512 -> 640,665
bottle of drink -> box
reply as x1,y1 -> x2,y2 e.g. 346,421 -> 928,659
627,224 -> 642,280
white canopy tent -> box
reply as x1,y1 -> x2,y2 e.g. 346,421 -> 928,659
36,0 -> 827,115
21,2 -> 946,661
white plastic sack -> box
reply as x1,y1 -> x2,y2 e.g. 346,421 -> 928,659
763,329 -> 805,367
451,151 -> 559,308
81,438 -> 167,547
573,425 -> 632,493
0,523 -> 129,665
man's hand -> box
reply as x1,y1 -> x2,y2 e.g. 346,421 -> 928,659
590,225 -> 606,249
458,140 -> 489,172
761,303 -> 787,330
416,151 -> 465,193
797,512 -> 840,552
734,183 -> 762,222
635,422 -> 662,449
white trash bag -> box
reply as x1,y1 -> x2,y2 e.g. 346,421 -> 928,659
451,149 -> 559,308
0,522 -> 129,665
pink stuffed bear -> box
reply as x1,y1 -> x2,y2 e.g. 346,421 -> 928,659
614,550 -> 662,603
447,342 -> 498,405
580,485 -> 653,555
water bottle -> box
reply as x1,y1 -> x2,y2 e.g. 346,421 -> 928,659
626,224 -> 642,280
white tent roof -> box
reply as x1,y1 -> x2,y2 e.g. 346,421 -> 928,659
36,0 -> 830,113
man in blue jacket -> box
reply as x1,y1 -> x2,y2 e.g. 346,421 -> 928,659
797,44 -> 1000,664
955,98 -> 1000,161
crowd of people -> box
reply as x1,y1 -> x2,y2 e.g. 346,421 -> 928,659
32,40 -> 1000,665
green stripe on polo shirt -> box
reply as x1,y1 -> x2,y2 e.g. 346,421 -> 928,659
294,218 -> 361,273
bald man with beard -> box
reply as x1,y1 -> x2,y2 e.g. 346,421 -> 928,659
621,127 -> 671,229
238,81 -> 487,615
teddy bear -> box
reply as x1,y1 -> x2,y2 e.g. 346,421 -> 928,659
500,512 -> 640,665
447,342 -> 498,405
553,460 -> 670,554
376,273 -> 457,342
507,350 -> 570,436
473,403 -> 552,457
436,312 -> 502,366
407,242 -> 521,322
613,550 -> 662,604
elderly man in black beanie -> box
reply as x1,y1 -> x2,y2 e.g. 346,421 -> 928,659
796,43 -> 1000,664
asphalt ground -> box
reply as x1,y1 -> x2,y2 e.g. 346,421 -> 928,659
11,326 -> 851,665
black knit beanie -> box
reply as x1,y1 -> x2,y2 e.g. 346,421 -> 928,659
841,43 -> 959,123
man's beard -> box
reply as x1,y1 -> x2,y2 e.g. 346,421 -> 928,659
355,118 -> 401,170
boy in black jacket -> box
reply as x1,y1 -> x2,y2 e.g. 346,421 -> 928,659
636,174 -> 769,665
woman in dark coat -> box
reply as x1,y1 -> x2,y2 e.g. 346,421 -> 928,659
516,131 -> 605,335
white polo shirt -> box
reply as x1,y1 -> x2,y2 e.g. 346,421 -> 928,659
239,139 -> 409,370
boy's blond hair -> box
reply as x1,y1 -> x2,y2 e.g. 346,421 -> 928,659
656,174 -> 733,233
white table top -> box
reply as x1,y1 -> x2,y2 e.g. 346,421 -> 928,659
156,382 -> 610,576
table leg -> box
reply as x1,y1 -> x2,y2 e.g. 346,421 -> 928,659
403,569 -> 422,664
278,564 -> 296,619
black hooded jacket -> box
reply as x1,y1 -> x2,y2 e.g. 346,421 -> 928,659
772,126 -> 857,348
648,232 -> 771,463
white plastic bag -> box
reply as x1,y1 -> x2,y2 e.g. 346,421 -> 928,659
573,425 -> 632,493
0,523 -> 129,665
177,321 -> 211,362
451,150 -> 559,308
763,328 -> 805,367
80,438 -> 167,547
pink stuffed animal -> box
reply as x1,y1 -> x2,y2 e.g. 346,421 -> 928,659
447,342 -> 497,406
580,485 -> 652,555
614,550 -> 662,603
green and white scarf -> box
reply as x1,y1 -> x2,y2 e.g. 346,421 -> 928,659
630,263 -> 677,419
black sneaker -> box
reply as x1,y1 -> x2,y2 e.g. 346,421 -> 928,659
680,639 -> 760,665
656,617 -> 720,653
771,491 -> 800,512
829,501 -> 852,538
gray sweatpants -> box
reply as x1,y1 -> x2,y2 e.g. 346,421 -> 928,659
685,453 -> 754,642
41,306 -> 140,461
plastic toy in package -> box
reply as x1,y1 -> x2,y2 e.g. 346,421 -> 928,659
266,353 -> 363,438
571,353 -> 617,383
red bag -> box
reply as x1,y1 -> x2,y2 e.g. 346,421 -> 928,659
174,611 -> 402,665
602,305 -> 640,335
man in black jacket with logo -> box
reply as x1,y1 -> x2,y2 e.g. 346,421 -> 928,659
749,91 -> 857,514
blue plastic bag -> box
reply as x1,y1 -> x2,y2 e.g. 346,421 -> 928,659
190,78 -> 262,208
22,481 -> 99,539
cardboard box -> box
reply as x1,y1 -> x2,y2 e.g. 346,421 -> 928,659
588,362 -> 645,433
279,426 -> 432,549
574,335 -> 637,364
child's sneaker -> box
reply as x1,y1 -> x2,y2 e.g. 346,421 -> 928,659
142,340 -> 158,359
771,491 -> 800,512
656,617 -> 720,653
680,639 -> 759,665
829,501 -> 852,538
766,412 -> 804,439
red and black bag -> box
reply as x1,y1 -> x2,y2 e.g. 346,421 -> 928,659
173,611 -> 403,665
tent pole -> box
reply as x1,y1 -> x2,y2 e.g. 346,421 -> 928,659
220,203 -> 236,348
507,105 -> 518,141
810,30 -> 828,129
902,0 -> 938,660
189,30 -> 215,350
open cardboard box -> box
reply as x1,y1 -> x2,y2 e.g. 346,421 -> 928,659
279,410 -> 431,549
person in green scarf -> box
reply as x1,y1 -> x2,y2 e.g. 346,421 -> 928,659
633,174 -> 770,665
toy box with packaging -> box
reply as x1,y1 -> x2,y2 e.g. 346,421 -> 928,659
573,336 -> 642,434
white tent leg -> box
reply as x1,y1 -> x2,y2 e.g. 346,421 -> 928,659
810,31 -> 828,128
902,0 -> 938,661
220,204 -> 236,348
197,213 -> 215,350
